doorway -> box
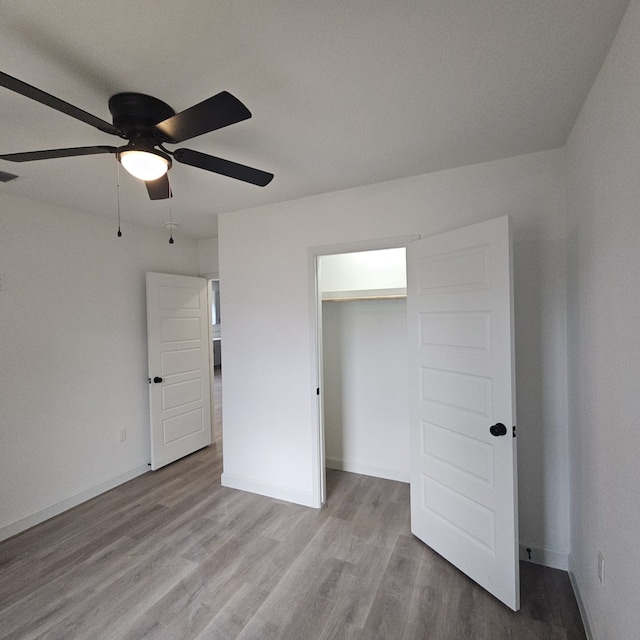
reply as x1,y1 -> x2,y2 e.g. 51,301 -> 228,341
312,236 -> 417,504
318,248 -> 409,487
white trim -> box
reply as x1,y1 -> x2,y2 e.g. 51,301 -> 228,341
308,251 -> 324,507
0,463 -> 149,543
569,564 -> 596,640
221,473 -> 318,508
309,235 -> 421,258
326,457 -> 410,483
518,543 -> 569,570
207,278 -> 216,436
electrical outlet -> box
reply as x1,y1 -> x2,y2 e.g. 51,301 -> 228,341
118,428 -> 127,443
598,551 -> 605,585
0,274 -> 6,292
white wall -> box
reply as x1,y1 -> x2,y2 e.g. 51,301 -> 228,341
320,249 -> 406,296
322,299 -> 409,481
565,0 -> 640,637
218,148 -> 570,564
0,194 -> 199,540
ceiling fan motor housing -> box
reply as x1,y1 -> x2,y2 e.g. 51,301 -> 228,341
108,92 -> 175,141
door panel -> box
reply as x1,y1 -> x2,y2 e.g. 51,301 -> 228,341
147,273 -> 212,470
407,216 -> 519,610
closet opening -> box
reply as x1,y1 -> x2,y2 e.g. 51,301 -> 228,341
316,246 -> 409,504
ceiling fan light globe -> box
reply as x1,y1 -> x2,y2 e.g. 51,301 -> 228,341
119,149 -> 170,181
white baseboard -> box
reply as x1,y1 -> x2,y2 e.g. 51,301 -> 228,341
569,561 -> 596,640
519,543 -> 569,570
0,463 -> 149,543
221,472 -> 317,507
325,457 -> 410,483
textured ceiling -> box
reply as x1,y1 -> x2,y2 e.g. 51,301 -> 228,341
0,0 -> 630,238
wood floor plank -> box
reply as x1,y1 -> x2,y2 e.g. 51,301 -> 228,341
359,533 -> 426,639
191,583 -> 272,640
36,545 -> 198,639
0,535 -> 140,638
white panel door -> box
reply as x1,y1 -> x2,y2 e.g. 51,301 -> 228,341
146,272 -> 211,470
407,216 -> 519,610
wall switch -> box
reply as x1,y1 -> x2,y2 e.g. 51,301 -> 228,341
118,428 -> 127,443
0,274 -> 5,292
598,551 -> 605,585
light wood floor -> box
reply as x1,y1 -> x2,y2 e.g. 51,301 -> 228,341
0,372 -> 585,640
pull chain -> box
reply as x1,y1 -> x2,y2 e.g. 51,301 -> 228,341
116,158 -> 122,237
168,191 -> 174,244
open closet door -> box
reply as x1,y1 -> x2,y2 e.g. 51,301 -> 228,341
407,216 -> 519,610
146,272 -> 212,470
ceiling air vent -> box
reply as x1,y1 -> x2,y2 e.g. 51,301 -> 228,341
0,170 -> 19,183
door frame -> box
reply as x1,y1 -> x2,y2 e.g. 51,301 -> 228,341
308,234 -> 419,507
207,278 -> 218,438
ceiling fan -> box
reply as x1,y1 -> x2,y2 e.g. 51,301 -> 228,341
0,71 -> 273,200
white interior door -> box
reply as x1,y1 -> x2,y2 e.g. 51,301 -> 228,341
146,272 -> 212,470
407,216 -> 519,610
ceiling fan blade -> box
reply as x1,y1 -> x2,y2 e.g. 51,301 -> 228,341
0,71 -> 122,137
0,146 -> 117,162
173,148 -> 273,186
155,92 -> 251,144
145,174 -> 172,200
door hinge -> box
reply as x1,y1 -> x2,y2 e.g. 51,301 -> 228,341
513,425 -> 517,438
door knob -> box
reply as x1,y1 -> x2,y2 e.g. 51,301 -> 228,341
489,422 -> 507,437
153,376 -> 163,383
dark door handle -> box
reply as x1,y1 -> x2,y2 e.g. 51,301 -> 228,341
153,376 -> 163,383
490,422 -> 507,437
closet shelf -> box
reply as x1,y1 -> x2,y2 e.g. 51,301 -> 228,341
322,288 -> 407,302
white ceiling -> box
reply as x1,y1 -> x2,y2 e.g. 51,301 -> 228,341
0,1 -> 630,239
